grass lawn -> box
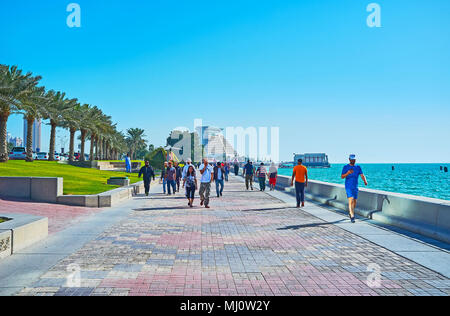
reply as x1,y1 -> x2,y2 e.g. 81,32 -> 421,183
0,161 -> 143,195
0,218 -> 8,224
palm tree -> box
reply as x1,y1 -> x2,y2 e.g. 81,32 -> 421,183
42,90 -> 77,161
61,102 -> 83,162
84,106 -> 103,162
0,65 -> 41,162
77,104 -> 95,162
18,86 -> 47,162
126,128 -> 147,160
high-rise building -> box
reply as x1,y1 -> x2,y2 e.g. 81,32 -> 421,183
7,133 -> 23,147
23,119 -> 42,152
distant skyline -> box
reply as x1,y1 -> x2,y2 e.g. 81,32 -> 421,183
1,0 -> 449,163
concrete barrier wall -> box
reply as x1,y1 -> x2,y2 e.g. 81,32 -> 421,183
0,177 -> 63,203
271,174 -> 450,243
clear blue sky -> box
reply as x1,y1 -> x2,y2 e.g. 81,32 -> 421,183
1,0 -> 449,163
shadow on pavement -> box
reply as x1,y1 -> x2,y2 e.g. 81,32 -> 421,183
277,219 -> 347,230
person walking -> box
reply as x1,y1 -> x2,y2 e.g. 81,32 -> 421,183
224,163 -> 230,182
234,162 -> 240,176
138,160 -> 156,196
341,154 -> 368,223
125,154 -> 132,173
166,161 -> 177,195
257,163 -> 268,191
214,162 -> 225,197
269,163 -> 278,191
291,159 -> 308,208
243,161 -> 254,190
182,158 -> 194,179
183,165 -> 198,208
160,162 -> 168,194
199,158 -> 214,208
174,162 -> 182,192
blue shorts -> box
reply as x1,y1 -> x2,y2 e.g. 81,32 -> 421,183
346,187 -> 359,199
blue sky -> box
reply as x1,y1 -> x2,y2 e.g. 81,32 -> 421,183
1,0 -> 449,163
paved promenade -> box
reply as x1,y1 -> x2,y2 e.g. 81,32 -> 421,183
2,176 -> 449,296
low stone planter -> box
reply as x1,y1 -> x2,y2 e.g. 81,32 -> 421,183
107,177 -> 130,186
0,213 -> 48,260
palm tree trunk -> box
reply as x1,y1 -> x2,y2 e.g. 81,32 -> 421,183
69,128 -> 76,162
80,130 -> 87,162
106,142 -> 110,160
0,112 -> 10,163
89,133 -> 95,161
49,121 -> 57,161
98,136 -> 102,160
103,139 -> 107,160
25,116 -> 34,162
95,136 -> 98,160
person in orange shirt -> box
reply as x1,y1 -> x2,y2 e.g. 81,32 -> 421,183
291,159 -> 308,208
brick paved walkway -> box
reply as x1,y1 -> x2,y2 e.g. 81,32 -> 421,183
16,177 -> 450,296
0,198 -> 102,234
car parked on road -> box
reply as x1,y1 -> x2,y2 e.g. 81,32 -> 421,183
36,152 -> 49,160
8,147 -> 27,160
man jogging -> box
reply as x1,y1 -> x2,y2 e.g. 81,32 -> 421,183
138,160 -> 156,196
199,158 -> 214,208
243,161 -> 254,190
291,159 -> 308,208
341,154 -> 368,223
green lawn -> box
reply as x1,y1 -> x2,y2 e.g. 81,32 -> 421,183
0,217 -> 9,224
0,161 -> 143,195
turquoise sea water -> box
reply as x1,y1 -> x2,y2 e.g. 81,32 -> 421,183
277,164 -> 450,201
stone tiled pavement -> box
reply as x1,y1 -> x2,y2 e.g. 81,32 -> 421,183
0,198 -> 102,234
16,177 -> 450,296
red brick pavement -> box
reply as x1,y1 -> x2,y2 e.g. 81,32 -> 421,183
0,198 -> 102,234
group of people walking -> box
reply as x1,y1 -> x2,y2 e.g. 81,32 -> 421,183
242,161 -> 279,192
139,158 -> 230,209
138,154 -> 368,223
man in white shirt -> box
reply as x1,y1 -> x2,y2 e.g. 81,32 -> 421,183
199,158 -> 214,208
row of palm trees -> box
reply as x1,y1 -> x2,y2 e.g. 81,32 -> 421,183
0,65 -> 146,163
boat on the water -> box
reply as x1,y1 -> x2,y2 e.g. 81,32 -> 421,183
293,153 -> 331,168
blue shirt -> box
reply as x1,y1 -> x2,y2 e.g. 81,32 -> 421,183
217,168 -> 223,180
199,164 -> 214,183
342,165 -> 363,190
244,163 -> 254,175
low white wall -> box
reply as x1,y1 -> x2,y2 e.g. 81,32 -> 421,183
272,174 -> 450,243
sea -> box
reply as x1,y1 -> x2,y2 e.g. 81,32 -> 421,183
277,164 -> 450,201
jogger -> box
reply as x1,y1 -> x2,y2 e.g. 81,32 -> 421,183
341,154 -> 368,223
